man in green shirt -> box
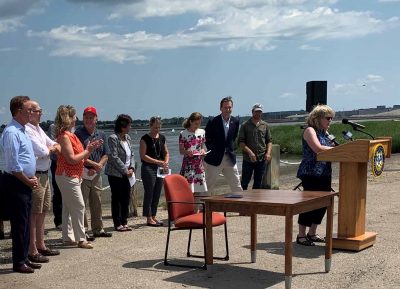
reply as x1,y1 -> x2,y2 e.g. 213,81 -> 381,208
238,103 -> 272,190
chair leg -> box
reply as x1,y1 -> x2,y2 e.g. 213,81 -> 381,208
223,221 -> 229,261
202,228 -> 207,269
164,225 -> 172,266
187,229 -> 193,257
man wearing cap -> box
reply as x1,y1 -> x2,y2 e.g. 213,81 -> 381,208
25,100 -> 61,263
238,103 -> 272,190
75,106 -> 111,238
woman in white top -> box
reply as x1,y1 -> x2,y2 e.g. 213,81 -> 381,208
179,112 -> 208,211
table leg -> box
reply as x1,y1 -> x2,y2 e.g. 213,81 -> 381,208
205,202 -> 213,269
251,214 -> 257,263
285,212 -> 293,289
325,197 -> 334,272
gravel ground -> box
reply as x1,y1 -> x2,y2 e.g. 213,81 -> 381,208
1,154 -> 400,289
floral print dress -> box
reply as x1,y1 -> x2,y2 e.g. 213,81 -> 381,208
179,128 -> 208,193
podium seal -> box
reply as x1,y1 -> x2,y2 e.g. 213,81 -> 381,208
371,144 -> 385,176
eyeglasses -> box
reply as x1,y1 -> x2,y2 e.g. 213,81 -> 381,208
32,109 -> 42,114
19,108 -> 33,113
325,117 -> 333,121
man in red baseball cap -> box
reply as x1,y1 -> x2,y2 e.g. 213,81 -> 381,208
83,106 -> 97,116
75,106 -> 112,239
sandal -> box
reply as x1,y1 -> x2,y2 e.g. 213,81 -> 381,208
307,233 -> 325,243
123,225 -> 132,231
296,235 -> 315,246
116,226 -> 127,232
78,241 -> 93,249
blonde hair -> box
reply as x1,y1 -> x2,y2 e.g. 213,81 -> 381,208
183,112 -> 202,129
54,105 -> 76,137
306,104 -> 335,131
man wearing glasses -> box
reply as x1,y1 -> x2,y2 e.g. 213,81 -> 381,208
25,101 -> 61,264
0,96 -> 40,273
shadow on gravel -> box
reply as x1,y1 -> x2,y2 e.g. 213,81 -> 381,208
244,241 -> 330,259
123,258 -> 283,289
0,267 -> 13,275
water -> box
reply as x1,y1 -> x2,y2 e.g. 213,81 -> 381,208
0,129 -> 244,184
0,129 -> 302,185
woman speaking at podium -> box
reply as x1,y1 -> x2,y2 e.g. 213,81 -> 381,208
296,105 -> 336,246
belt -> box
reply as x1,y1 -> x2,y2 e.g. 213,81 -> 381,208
36,170 -> 49,174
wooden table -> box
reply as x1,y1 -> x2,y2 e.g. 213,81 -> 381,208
203,189 -> 338,289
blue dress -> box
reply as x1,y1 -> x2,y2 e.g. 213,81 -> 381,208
297,128 -> 333,179
297,127 -> 335,227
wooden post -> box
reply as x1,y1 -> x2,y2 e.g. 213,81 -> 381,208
263,144 -> 280,189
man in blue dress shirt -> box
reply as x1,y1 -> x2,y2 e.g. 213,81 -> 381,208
0,96 -> 41,273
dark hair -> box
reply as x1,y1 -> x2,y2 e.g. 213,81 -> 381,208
10,96 -> 30,117
220,96 -> 233,108
149,116 -> 161,127
183,112 -> 202,129
114,114 -> 133,133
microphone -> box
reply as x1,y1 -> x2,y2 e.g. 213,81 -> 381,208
342,130 -> 353,141
327,134 -> 339,146
342,118 -> 366,129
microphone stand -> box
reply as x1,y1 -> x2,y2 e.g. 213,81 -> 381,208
353,127 -> 375,140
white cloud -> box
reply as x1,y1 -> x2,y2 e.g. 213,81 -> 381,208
0,46 -> 16,52
0,106 -> 7,115
107,0 -> 339,19
299,44 -> 321,51
366,74 -> 384,83
0,0 -> 48,33
332,74 -> 385,96
28,2 -> 399,63
279,92 -> 296,98
0,17 -> 22,33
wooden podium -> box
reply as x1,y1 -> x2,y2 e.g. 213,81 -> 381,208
317,138 -> 392,251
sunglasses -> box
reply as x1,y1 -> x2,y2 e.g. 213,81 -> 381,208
325,117 -> 333,121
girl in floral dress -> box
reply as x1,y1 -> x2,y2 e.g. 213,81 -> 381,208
179,112 -> 208,211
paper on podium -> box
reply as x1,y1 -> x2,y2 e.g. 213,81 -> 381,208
83,168 -> 97,181
129,173 -> 136,187
192,150 -> 211,156
157,167 -> 171,178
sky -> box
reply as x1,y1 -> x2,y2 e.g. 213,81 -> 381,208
1,0 -> 400,124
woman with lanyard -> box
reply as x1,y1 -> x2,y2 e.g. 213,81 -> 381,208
139,116 -> 169,227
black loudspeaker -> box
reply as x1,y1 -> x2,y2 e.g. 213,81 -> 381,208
306,81 -> 327,112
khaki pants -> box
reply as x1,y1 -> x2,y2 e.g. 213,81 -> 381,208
81,175 -> 104,234
55,175 -> 86,242
204,154 -> 243,195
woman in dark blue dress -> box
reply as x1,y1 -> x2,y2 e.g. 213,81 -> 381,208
296,105 -> 336,246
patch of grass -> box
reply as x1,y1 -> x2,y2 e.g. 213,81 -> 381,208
270,120 -> 400,155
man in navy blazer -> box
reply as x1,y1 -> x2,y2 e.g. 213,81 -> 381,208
204,96 -> 242,194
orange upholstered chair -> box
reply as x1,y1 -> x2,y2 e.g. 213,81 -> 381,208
163,174 -> 229,269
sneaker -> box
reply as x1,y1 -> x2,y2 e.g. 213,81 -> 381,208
93,231 -> 112,238
85,233 -> 95,242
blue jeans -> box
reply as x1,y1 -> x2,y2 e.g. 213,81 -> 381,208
241,159 -> 267,190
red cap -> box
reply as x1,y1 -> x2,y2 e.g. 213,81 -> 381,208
83,106 -> 97,116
